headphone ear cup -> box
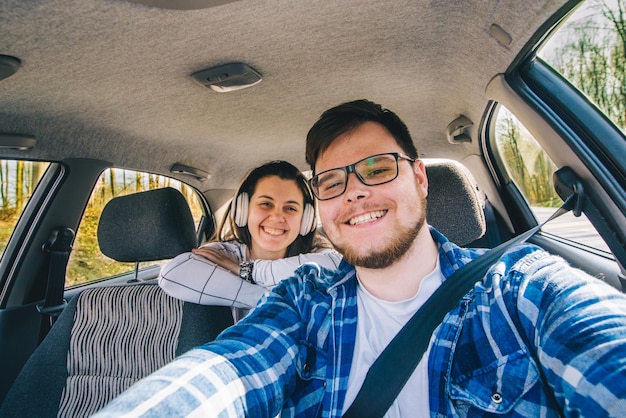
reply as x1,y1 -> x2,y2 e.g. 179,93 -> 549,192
230,192 -> 249,227
299,203 -> 316,236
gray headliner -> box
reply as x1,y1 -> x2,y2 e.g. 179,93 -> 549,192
0,0 -> 570,196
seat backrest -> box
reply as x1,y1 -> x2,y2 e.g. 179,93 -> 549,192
97,187 -> 199,262
0,187 -> 233,418
425,159 -> 486,245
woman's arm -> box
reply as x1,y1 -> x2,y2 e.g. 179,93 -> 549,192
251,250 -> 342,287
192,246 -> 240,275
191,244 -> 343,289
159,243 -> 342,307
159,251 -> 265,308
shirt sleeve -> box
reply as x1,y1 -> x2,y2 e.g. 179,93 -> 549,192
252,249 -> 342,287
158,244 -> 342,308
158,243 -> 266,308
91,348 -> 249,417
94,267 -> 319,418
513,252 -> 626,416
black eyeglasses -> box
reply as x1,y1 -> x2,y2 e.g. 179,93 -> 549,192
309,152 -> 416,200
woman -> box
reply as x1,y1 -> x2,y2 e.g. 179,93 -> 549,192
159,160 -> 341,311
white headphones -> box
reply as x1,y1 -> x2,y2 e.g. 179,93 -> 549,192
230,192 -> 316,236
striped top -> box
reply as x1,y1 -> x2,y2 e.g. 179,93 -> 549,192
159,240 -> 342,308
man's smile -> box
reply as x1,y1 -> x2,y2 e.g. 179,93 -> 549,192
347,210 -> 387,225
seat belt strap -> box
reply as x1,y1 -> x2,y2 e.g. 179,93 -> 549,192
37,227 -> 75,326
343,196 -> 576,418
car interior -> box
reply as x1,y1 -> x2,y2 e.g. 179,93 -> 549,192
1,160 -> 487,417
0,0 -> 625,415
0,187 -> 234,416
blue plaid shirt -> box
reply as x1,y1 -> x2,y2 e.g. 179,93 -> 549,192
95,228 -> 626,417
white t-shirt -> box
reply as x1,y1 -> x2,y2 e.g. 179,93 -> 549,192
343,261 -> 444,417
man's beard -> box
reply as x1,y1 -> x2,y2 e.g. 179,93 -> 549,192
331,190 -> 427,269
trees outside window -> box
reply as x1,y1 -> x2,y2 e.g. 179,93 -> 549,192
0,161 -> 49,256
66,168 -> 204,286
540,0 -> 626,132
493,0 -> 624,254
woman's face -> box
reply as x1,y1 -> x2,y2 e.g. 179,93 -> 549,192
247,175 -> 305,260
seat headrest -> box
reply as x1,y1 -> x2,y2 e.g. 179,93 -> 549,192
97,187 -> 197,262
425,160 -> 486,246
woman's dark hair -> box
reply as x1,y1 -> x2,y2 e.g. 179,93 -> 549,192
215,160 -> 321,256
305,99 -> 418,172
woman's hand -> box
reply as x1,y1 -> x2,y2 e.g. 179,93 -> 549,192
192,247 -> 241,275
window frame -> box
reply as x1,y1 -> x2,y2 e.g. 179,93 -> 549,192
483,46 -> 626,270
65,167 -> 212,289
0,162 -> 64,306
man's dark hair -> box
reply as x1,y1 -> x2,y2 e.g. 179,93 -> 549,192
305,99 -> 418,172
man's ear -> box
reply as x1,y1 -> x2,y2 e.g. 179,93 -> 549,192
413,159 -> 428,197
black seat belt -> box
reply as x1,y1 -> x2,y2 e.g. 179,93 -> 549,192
343,195 -> 576,418
37,227 -> 75,329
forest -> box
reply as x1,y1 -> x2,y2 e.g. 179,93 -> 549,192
0,164 -> 200,285
497,0 -> 625,206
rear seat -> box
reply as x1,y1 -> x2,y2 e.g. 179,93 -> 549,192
0,188 -> 233,417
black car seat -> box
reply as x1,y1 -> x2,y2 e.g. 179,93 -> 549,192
425,159 -> 486,245
0,187 -> 234,418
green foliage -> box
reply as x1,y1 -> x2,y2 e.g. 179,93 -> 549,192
0,164 -> 201,288
544,0 -> 626,131
496,109 -> 561,207
0,161 -> 50,254
499,0 -> 626,206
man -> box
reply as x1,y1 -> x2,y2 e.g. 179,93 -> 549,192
95,100 -> 626,417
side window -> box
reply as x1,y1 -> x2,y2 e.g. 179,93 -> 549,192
496,0 -> 626,255
66,168 -> 205,287
0,160 -> 50,257
539,0 -> 626,135
494,106 -> 610,253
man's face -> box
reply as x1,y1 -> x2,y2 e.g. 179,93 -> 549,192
315,121 -> 429,268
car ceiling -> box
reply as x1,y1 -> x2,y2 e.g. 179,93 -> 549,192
0,0 -> 571,197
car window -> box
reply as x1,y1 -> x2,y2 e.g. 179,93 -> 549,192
529,0 -> 625,253
0,160 -> 50,257
493,0 -> 625,255
539,0 -> 625,135
65,168 -> 205,287
494,107 -> 611,254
